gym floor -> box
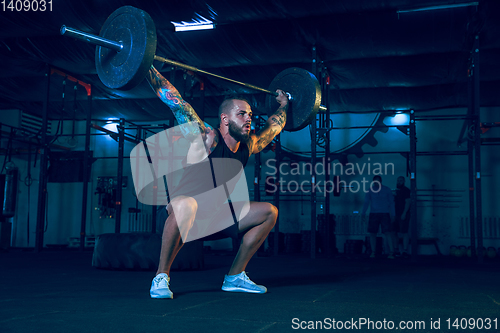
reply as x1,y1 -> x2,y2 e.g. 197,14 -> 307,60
1,249 -> 499,333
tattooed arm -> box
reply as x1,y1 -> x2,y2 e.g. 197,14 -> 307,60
147,66 -> 218,156
247,90 -> 288,155
147,67 -> 214,140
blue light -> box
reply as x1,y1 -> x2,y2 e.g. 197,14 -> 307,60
388,113 -> 409,125
103,122 -> 118,133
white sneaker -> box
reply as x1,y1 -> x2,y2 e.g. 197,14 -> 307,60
221,271 -> 267,294
150,273 -> 173,299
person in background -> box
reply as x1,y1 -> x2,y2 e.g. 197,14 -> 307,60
362,175 -> 395,259
393,176 -> 411,258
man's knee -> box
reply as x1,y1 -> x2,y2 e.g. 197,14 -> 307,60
265,203 -> 278,228
266,203 -> 278,226
168,196 -> 198,220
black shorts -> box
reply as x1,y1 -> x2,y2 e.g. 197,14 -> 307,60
368,213 -> 392,234
156,200 -> 241,242
394,213 -> 410,233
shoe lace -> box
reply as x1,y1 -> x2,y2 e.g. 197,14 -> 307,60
155,274 -> 170,284
241,271 -> 255,284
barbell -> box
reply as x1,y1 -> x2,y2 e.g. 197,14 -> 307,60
60,6 -> 326,131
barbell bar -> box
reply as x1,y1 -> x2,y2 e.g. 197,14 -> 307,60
60,26 -> 123,52
59,25 -> 324,103
60,6 -> 327,131
153,56 -> 284,98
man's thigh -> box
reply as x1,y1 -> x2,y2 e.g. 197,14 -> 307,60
189,200 -> 247,241
380,213 -> 392,233
172,200 -> 274,241
368,214 -> 381,233
236,201 -> 276,233
204,201 -> 275,237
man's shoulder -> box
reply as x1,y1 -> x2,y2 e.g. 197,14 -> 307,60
382,184 -> 392,192
369,184 -> 391,195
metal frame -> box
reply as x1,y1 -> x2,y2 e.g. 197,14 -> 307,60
256,39 -> 486,261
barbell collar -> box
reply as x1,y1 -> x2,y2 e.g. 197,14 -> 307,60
60,25 -> 123,52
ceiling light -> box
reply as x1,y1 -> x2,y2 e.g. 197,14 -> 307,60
171,13 -> 215,32
173,23 -> 215,32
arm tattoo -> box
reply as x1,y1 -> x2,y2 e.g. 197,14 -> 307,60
147,67 -> 205,137
255,128 -> 277,153
270,106 -> 287,129
250,104 -> 286,154
248,106 -> 287,153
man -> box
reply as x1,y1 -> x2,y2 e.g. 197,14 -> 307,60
146,66 -> 288,299
361,175 -> 395,259
393,176 -> 411,257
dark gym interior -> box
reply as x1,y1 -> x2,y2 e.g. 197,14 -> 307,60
1,1 -> 500,332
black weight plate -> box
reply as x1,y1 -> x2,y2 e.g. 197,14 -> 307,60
96,6 -> 157,90
266,67 -> 321,131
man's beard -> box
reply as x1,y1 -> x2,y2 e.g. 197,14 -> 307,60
396,183 -> 403,189
228,120 -> 250,142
